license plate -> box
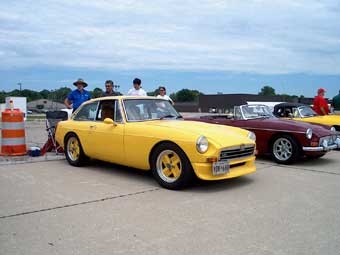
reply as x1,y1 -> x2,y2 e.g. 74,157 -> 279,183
212,161 -> 229,175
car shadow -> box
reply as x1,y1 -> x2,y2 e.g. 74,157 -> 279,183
71,159 -> 256,192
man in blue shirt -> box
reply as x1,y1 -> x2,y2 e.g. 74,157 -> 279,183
64,78 -> 91,112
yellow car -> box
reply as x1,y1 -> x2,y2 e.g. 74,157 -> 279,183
274,103 -> 340,131
55,96 -> 256,189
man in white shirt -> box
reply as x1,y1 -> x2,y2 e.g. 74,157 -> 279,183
127,78 -> 147,96
156,86 -> 174,105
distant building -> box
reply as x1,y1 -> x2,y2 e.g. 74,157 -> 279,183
27,99 -> 65,113
198,94 -> 322,113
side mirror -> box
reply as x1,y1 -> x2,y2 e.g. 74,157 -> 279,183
103,118 -> 116,125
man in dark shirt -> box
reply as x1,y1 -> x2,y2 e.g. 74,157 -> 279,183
64,78 -> 91,112
102,80 -> 121,97
332,90 -> 340,114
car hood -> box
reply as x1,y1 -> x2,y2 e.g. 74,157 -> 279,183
247,118 -> 333,137
142,120 -> 253,147
298,115 -> 340,127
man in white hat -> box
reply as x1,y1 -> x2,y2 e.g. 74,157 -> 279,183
64,78 -> 91,112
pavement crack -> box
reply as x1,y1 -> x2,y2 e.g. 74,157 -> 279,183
0,187 -> 160,220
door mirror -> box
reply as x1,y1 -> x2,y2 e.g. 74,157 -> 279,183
103,118 -> 115,125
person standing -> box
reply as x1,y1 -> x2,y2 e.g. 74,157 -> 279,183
313,88 -> 330,115
127,78 -> 147,96
102,80 -> 121,96
64,78 -> 91,112
332,90 -> 340,115
156,86 -> 174,105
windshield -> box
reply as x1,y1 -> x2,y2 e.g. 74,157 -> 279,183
298,106 -> 317,117
239,105 -> 274,120
123,98 -> 181,122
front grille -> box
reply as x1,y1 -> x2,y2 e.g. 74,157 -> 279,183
219,144 -> 255,161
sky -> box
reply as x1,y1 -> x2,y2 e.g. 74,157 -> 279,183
1,0 -> 340,97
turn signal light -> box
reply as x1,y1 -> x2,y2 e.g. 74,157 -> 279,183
206,157 -> 218,163
310,141 -> 319,147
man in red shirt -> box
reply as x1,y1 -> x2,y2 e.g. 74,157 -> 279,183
313,88 -> 330,115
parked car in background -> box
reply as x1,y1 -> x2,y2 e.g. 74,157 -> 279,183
187,104 -> 340,164
55,96 -> 256,189
273,103 -> 340,131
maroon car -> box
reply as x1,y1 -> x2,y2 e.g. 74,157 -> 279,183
187,104 -> 340,164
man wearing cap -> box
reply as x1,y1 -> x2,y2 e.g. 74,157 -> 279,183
332,90 -> 340,115
102,80 -> 121,97
313,88 -> 330,115
64,78 -> 91,112
127,78 -> 147,96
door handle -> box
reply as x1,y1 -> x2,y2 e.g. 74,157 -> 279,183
89,125 -> 96,129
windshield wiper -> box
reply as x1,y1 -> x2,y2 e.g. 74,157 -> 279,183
160,114 -> 177,120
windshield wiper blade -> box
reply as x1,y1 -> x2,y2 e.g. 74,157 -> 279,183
160,114 -> 176,120
176,115 -> 183,119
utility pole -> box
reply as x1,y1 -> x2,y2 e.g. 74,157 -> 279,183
17,82 -> 22,91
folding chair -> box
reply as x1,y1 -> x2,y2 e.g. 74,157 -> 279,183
40,111 -> 68,155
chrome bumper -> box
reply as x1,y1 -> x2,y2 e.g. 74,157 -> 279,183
303,139 -> 340,152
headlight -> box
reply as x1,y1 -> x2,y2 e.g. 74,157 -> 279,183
331,126 -> 336,132
306,128 -> 313,139
247,131 -> 256,141
196,135 -> 209,153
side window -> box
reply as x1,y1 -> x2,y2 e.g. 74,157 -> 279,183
73,102 -> 98,121
97,100 -> 123,122
114,100 -> 123,122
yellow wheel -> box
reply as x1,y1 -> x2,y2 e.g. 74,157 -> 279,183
151,142 -> 195,190
65,134 -> 87,166
67,136 -> 80,161
156,150 -> 182,183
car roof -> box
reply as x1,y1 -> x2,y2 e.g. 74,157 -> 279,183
274,102 -> 306,108
87,96 -> 158,103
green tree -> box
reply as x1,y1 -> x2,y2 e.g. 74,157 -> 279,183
175,89 -> 203,102
91,87 -> 103,98
259,86 -> 276,96
147,88 -> 160,96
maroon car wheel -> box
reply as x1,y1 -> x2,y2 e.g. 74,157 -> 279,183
271,135 -> 300,164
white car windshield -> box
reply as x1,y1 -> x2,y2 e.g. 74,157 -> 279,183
124,98 -> 182,122
239,105 -> 274,120
298,106 -> 317,117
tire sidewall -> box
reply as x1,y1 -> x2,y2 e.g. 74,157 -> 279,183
64,133 -> 86,167
271,135 -> 300,164
151,143 -> 194,190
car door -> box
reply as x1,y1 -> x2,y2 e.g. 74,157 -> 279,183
72,101 -> 99,156
86,99 -> 125,164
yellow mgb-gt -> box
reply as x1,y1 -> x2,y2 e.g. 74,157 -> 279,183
55,96 -> 256,189
273,103 -> 340,131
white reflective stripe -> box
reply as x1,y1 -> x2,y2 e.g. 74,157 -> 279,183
1,138 -> 26,146
1,122 -> 25,130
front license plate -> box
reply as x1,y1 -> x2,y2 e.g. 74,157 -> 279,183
212,161 -> 229,175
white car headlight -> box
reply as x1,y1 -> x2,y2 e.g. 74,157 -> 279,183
306,128 -> 313,139
331,126 -> 336,132
247,131 -> 256,141
196,136 -> 209,153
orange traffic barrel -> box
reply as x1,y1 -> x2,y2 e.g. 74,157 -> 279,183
1,107 -> 27,156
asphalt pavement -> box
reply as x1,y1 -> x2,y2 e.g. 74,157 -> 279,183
0,152 -> 340,255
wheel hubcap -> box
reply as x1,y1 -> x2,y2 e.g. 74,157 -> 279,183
67,137 -> 80,161
273,138 -> 293,161
156,150 -> 182,183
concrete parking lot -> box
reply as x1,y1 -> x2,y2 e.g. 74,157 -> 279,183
0,151 -> 339,255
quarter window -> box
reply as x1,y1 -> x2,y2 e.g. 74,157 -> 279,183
73,102 -> 98,121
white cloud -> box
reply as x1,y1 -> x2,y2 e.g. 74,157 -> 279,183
0,0 -> 340,74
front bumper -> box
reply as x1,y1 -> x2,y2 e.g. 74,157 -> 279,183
303,138 -> 340,152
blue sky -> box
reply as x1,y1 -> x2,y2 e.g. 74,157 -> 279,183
1,0 -> 340,97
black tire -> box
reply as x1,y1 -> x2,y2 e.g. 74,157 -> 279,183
271,135 -> 300,164
150,142 -> 195,190
64,133 -> 88,167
